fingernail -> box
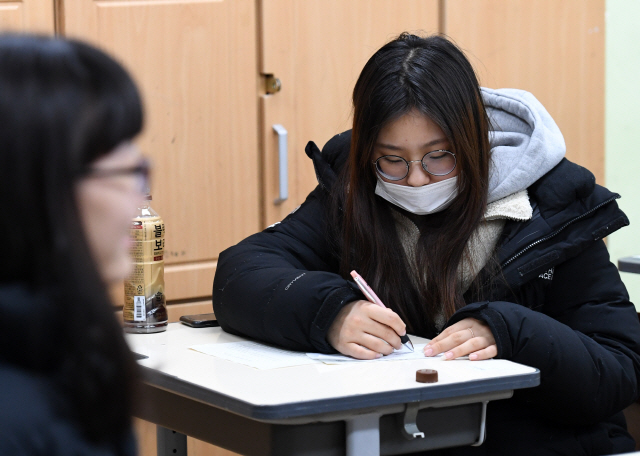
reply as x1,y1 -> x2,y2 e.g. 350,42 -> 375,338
376,353 -> 383,359
445,351 -> 454,359
469,353 -> 478,360
424,348 -> 433,356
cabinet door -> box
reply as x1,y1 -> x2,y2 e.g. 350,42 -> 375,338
0,0 -> 54,33
260,0 -> 440,227
62,0 -> 260,301
444,0 -> 605,183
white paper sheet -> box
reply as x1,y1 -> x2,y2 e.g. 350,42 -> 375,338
191,341 -> 440,369
190,341 -> 318,370
307,344 -> 438,364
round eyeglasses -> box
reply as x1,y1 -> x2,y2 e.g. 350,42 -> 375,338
373,150 -> 456,181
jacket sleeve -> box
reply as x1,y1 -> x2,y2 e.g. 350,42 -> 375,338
212,186 -> 361,353
448,240 -> 640,425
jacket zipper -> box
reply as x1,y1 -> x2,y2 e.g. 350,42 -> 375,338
501,195 -> 620,269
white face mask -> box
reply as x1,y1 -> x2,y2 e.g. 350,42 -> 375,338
374,176 -> 458,215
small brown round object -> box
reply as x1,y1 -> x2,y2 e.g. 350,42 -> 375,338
416,369 -> 438,383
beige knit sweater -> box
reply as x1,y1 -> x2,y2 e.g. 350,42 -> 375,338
392,190 -> 533,331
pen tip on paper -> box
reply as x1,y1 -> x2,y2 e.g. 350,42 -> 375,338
405,341 -> 414,352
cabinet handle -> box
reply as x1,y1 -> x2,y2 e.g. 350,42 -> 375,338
272,124 -> 288,204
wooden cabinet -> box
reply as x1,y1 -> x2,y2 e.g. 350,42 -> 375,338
260,0 -> 440,226
1,0 -> 606,308
133,417 -> 238,456
62,0 -> 261,304
0,0 -> 54,33
1,2 -> 606,455
260,0 -> 605,225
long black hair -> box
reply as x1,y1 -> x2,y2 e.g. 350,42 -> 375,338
333,33 -> 491,337
0,34 -> 143,445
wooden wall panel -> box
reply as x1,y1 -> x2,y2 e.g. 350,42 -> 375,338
0,0 -> 54,34
444,0 -> 605,183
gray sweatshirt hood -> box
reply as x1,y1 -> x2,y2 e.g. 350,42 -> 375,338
482,87 -> 565,203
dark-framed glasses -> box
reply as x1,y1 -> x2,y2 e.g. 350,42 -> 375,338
85,157 -> 151,193
373,150 -> 456,181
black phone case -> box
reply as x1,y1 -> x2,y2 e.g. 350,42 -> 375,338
180,314 -> 219,328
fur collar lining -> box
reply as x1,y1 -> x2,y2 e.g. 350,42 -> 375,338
485,190 -> 533,221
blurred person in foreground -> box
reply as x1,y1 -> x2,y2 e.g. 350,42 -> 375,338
0,34 -> 147,455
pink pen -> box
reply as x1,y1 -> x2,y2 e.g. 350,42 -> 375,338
350,270 -> 414,352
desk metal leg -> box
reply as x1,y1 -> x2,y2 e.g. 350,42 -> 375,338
157,426 -> 187,456
346,413 -> 381,456
471,401 -> 489,447
401,402 -> 425,440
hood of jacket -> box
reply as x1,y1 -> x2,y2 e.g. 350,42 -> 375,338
305,87 -> 566,203
304,90 -> 627,287
483,87 -> 565,203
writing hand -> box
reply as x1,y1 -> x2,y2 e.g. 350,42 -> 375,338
327,300 -> 407,359
423,317 -> 497,361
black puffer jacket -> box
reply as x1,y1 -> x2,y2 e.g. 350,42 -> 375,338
213,131 -> 640,455
0,285 -> 137,456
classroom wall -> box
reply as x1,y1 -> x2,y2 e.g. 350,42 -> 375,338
605,0 -> 640,310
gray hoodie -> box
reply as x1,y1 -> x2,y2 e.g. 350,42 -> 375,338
482,87 -> 566,203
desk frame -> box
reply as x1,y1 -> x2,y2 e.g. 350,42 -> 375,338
142,383 -> 509,456
619,256 -> 640,274
135,365 -> 536,456
129,325 -> 539,456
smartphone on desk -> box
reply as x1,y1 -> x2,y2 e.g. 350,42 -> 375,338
179,313 -> 220,328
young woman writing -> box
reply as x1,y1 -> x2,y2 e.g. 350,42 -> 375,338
213,34 -> 640,454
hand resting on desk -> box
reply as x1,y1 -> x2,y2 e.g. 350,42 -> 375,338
327,300 -> 407,359
424,318 -> 497,361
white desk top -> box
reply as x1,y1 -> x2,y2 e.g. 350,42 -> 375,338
125,323 -> 539,422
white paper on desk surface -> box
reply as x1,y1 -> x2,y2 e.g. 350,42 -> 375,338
307,344 -> 439,364
190,341 -> 318,370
